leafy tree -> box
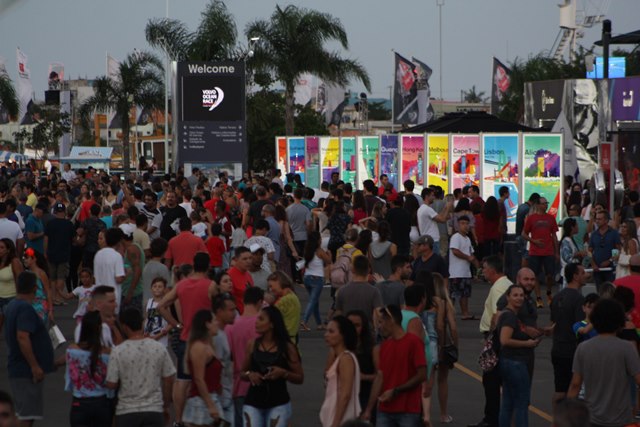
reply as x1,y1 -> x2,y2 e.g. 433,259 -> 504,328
14,105 -> 71,159
463,85 -> 488,103
246,5 -> 370,135
145,0 -> 239,61
80,52 -> 164,174
0,73 -> 19,120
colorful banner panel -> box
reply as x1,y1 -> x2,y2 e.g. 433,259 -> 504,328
523,134 -> 562,222
306,136 -> 320,189
427,135 -> 449,192
287,137 -> 305,183
276,137 -> 288,175
482,135 -> 519,233
451,135 -> 480,189
357,136 -> 380,188
380,135 -> 399,190
320,137 -> 340,183
341,137 -> 357,186
401,134 -> 425,192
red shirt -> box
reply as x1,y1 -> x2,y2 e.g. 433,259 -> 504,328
165,231 -> 208,267
615,275 -> 640,328
228,266 -> 253,314
176,277 -> 213,341
205,236 -> 226,267
378,333 -> 426,414
523,213 -> 558,256
78,200 -> 97,222
204,198 -> 220,218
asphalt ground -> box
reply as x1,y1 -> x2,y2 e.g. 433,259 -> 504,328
0,279 -> 557,426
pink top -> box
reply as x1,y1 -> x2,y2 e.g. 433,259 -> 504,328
225,314 -> 259,397
319,351 -> 361,427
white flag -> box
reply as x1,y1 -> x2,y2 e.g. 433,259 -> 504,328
294,73 -> 314,108
16,48 -> 33,122
107,54 -> 120,82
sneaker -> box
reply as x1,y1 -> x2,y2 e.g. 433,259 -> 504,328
536,297 -> 543,308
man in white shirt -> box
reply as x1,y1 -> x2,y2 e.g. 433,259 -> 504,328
94,228 -> 126,314
272,169 -> 284,189
449,215 -> 479,320
0,202 -> 24,254
61,163 -> 77,182
417,188 -> 451,255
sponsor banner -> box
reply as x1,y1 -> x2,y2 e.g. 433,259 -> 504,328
48,62 -> 64,90
523,80 -> 565,126
523,134 -> 563,222
357,136 -> 380,188
276,137 -> 288,174
393,53 -> 418,125
401,134 -> 425,192
412,57 -> 435,124
341,137 -> 357,186
320,137 -> 339,184
16,48 -> 33,123
609,76 -> 640,122
380,135 -> 399,190
491,57 -> 511,115
107,54 -> 120,82
451,134 -> 480,189
174,61 -> 246,167
294,73 -> 315,108
482,134 -> 519,233
306,136 -> 320,189
427,134 -> 449,192
288,137 -> 305,183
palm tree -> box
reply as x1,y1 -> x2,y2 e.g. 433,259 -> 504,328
145,0 -> 239,61
0,74 -> 19,120
246,5 -> 371,135
463,85 -> 488,104
80,51 -> 164,174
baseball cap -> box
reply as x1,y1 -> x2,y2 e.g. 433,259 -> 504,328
53,203 -> 66,213
119,223 -> 136,237
415,235 -> 434,247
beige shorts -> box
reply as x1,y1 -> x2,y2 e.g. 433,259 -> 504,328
48,261 -> 70,281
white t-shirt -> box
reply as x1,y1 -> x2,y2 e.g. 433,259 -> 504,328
244,236 -> 275,273
449,232 -> 473,278
72,285 -> 94,319
192,222 -> 208,239
144,299 -> 168,347
272,177 -> 284,189
106,339 -> 176,416
93,247 -> 125,311
179,202 -> 193,216
62,170 -> 77,181
416,204 -> 440,242
0,218 -> 23,244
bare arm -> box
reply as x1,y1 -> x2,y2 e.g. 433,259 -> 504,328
17,330 -> 43,382
566,372 -> 583,398
190,343 -> 219,417
157,286 -> 179,327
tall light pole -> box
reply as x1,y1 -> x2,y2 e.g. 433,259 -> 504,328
436,0 -> 444,100
163,0 -> 170,173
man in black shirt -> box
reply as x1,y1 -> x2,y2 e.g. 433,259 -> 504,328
411,235 -> 448,283
386,196 -> 411,256
78,203 -> 106,268
44,203 -> 74,302
159,191 -> 187,241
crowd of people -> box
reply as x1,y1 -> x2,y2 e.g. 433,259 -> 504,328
0,163 -> 639,427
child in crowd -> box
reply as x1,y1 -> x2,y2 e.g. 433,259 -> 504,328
573,293 -> 600,343
143,277 -> 170,347
230,216 -> 247,250
66,268 -> 95,324
191,210 -> 208,239
205,223 -> 226,274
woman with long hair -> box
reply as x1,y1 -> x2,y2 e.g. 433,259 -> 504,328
615,219 -> 639,279
345,310 -> 376,420
320,315 -> 361,427
268,271 -> 301,342
241,306 -> 304,427
368,221 -> 397,279
560,218 -> 585,288
327,201 -> 352,260
274,203 -> 297,278
301,232 -> 332,331
355,230 -> 373,256
65,311 -> 113,426
183,309 -> 225,426
350,191 -> 367,226
312,198 -> 333,250
0,238 -> 23,330
432,272 -> 458,424
23,248 -> 54,325
498,285 -> 540,427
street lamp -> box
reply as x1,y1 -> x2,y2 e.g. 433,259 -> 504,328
436,0 -> 444,100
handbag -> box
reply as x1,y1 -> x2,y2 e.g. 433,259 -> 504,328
442,344 -> 459,365
478,328 -> 500,372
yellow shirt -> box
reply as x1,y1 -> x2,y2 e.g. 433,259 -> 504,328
26,193 -> 37,208
276,292 -> 301,339
480,276 -> 512,333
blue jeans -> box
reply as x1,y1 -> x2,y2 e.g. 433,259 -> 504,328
243,402 -> 291,427
303,275 -> 323,326
377,411 -> 421,427
499,358 -> 531,427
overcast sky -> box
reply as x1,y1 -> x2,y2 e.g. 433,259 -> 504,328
1,0 -> 638,101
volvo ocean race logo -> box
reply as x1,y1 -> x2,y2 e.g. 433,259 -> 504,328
202,87 -> 225,111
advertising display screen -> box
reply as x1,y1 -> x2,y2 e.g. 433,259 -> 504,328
523,134 -> 563,222
175,61 -> 246,166
427,134 -> 449,192
276,137 -> 287,175
357,136 -> 380,188
482,134 -> 519,233
380,135 -> 399,190
288,137 -> 305,183
401,134 -> 425,192
306,137 -> 320,189
451,135 -> 480,189
341,137 -> 357,186
320,137 -> 340,184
